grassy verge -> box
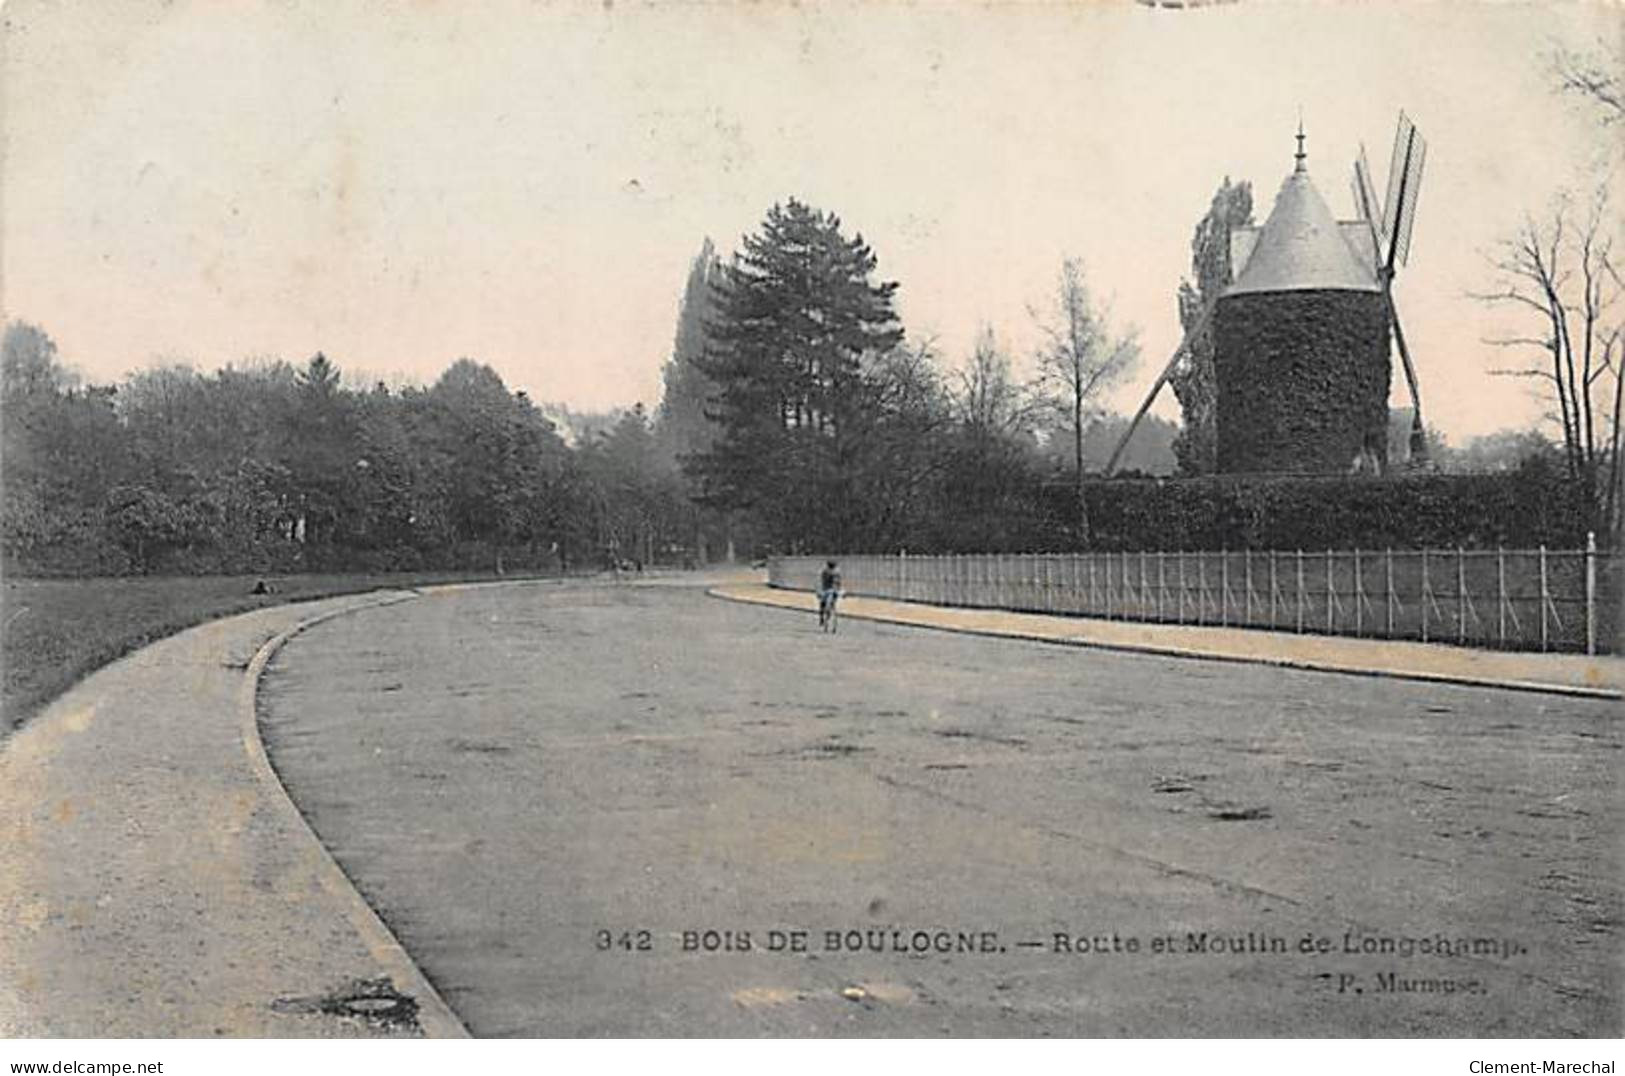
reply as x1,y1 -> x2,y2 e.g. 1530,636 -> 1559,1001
0,570 -> 568,736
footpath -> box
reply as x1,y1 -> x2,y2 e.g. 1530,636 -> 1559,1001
711,583 -> 1622,700
0,591 -> 467,1039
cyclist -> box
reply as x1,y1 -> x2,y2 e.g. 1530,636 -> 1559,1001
817,559 -> 842,632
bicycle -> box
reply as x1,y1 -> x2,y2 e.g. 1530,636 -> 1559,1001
818,589 -> 839,633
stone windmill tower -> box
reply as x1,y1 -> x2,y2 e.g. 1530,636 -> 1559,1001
1212,125 -> 1392,474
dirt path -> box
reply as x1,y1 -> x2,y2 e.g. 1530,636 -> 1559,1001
0,591 -> 464,1038
261,580 -> 1621,1037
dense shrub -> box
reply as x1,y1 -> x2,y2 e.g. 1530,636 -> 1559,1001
1072,468 -> 1591,552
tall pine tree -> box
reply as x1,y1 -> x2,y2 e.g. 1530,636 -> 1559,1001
654,239 -> 724,471
693,200 -> 903,551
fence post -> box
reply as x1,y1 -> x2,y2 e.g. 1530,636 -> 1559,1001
1122,550 -> 1130,620
1421,549 -> 1430,644
1296,549 -> 1305,634
1197,553 -> 1207,625
1245,550 -> 1254,623
1178,552 -> 1186,624
1457,547 -> 1467,646
1144,552 -> 1157,620
1270,550 -> 1279,627
1354,548 -> 1363,637
1497,547 -> 1506,649
1326,549 -> 1334,634
1123,550 -> 1131,620
1539,545 -> 1548,652
1586,531 -> 1597,657
1157,551 -> 1166,621
1111,551 -> 1119,620
1221,550 -> 1230,626
1386,548 -> 1395,638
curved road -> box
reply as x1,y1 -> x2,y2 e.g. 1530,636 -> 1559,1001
259,578 -> 1620,1037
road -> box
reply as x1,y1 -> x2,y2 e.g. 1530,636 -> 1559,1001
259,578 -> 1621,1036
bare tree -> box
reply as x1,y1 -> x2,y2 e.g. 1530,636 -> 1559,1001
955,325 -> 1033,448
1031,258 -> 1139,544
1474,183 -> 1624,537
1552,38 -> 1625,126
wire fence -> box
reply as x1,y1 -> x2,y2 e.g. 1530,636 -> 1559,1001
770,538 -> 1619,655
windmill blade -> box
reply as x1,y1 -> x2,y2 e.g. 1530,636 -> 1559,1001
1387,287 -> 1428,463
1381,112 -> 1415,249
1356,145 -> 1386,242
1390,130 -> 1426,267
1104,327 -> 1199,477
1352,151 -> 1386,271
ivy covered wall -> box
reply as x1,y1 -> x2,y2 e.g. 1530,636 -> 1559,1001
1213,289 -> 1391,474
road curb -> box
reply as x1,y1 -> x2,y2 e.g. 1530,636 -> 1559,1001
708,585 -> 1621,702
238,590 -> 473,1039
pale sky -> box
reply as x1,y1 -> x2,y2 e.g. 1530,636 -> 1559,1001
2,0 -> 1618,441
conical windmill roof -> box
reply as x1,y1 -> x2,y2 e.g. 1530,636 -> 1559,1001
1227,167 -> 1379,296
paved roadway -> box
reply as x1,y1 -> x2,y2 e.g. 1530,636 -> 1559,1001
259,579 -> 1621,1037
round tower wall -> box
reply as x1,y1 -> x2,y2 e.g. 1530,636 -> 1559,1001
1213,289 -> 1392,475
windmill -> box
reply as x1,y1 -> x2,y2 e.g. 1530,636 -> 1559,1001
1105,113 -> 1430,476
1351,111 -> 1428,465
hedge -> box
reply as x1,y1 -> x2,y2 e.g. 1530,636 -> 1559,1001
1041,468 -> 1592,553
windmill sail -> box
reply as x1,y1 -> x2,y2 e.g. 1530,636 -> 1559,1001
1391,132 -> 1425,267
1368,112 -> 1429,464
1354,146 -> 1386,252
1381,112 -> 1414,250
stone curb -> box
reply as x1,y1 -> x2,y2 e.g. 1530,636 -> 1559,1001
240,591 -> 472,1039
709,584 -> 1621,702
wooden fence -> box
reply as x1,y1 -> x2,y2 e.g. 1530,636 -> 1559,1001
770,537 -> 1619,655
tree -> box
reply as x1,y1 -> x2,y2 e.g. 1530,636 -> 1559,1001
956,325 -> 1033,449
938,327 -> 1042,549
1431,427 -> 1564,475
1169,178 -> 1253,474
1475,184 -> 1623,537
693,199 -> 904,551
1553,37 -> 1625,127
1078,413 -> 1178,476
2,321 -> 75,400
2,321 -> 131,571
420,359 -> 572,568
654,239 -> 724,469
844,339 -> 952,549
1030,258 -> 1139,544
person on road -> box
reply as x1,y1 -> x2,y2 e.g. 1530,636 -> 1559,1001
818,560 -> 842,631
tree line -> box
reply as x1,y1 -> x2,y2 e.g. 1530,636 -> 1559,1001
1,325 -> 704,575
0,193 -> 1180,577
11,49 -> 1621,579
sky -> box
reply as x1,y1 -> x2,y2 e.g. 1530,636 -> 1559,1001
2,0 -> 1618,442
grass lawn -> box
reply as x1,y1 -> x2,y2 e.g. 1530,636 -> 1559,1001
0,570 -> 564,736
